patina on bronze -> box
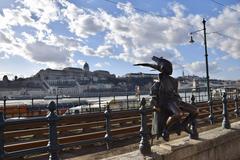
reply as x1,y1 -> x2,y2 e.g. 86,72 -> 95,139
135,56 -> 199,141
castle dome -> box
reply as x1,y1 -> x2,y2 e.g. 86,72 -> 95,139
83,62 -> 89,71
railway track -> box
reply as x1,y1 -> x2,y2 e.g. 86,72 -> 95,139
0,98 -> 239,159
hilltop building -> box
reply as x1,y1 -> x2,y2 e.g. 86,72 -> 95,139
0,64 -> 155,98
0,64 -> 239,99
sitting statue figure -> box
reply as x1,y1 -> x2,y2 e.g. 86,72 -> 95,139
135,56 -> 199,141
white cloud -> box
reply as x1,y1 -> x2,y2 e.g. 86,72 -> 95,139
227,66 -> 240,72
0,29 -> 24,58
215,55 -> 229,61
0,73 -> 12,80
169,2 -> 186,17
95,62 -> 111,68
0,0 -> 239,78
61,1 -> 104,38
25,41 -> 72,68
0,31 -> 12,43
0,52 -> 10,59
0,1 -> 204,67
207,4 -> 240,60
95,63 -> 103,68
78,45 -> 112,57
96,45 -> 112,56
184,61 -> 222,76
20,0 -> 60,24
77,59 -> 86,68
116,2 -> 135,14
1,8 -> 32,27
46,34 -> 83,52
98,4 -> 192,64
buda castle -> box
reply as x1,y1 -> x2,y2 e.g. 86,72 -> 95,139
0,63 -> 154,99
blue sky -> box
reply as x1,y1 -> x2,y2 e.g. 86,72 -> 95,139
0,0 -> 240,80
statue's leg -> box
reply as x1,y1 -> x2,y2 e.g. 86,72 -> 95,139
166,102 -> 182,129
162,102 -> 182,141
179,101 -> 198,116
159,109 -> 169,138
178,101 -> 199,139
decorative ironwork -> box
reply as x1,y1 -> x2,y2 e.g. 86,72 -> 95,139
234,95 -> 239,117
0,112 -> 5,159
104,103 -> 112,150
222,93 -> 231,129
47,101 -> 60,160
139,98 -> 151,154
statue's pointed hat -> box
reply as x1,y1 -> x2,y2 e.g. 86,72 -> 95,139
134,56 -> 173,75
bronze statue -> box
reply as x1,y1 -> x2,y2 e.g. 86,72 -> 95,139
135,56 -> 199,141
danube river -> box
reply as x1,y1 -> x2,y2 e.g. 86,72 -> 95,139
0,91 -> 209,108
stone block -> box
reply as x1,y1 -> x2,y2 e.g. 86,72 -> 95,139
104,121 -> 240,160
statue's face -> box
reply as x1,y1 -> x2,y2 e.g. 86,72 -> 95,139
160,64 -> 173,75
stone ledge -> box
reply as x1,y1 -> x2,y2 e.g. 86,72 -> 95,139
104,121 -> 240,160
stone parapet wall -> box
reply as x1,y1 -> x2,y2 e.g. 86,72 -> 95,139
105,121 -> 240,160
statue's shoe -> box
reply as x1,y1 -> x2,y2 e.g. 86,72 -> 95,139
162,130 -> 169,142
168,122 -> 181,136
190,132 -> 199,139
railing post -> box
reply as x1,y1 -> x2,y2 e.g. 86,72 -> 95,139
222,92 -> 231,129
0,112 -> 5,159
234,95 -> 239,117
184,90 -> 187,102
104,103 -> 112,150
208,96 -> 215,125
98,95 -> 101,112
56,95 -> 59,115
78,96 -> 81,106
18,105 -> 21,119
126,94 -> 129,110
139,98 -> 151,155
198,89 -> 201,102
191,95 -> 195,105
88,103 -> 91,112
190,95 -> 199,139
31,98 -> 34,107
3,96 -> 6,119
47,101 -> 59,160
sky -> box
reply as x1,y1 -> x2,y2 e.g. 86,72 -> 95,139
0,0 -> 240,80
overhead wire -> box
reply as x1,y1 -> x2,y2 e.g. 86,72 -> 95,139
214,31 -> 240,41
210,0 -> 240,12
208,0 -> 240,38
103,0 -> 240,41
103,0 -> 155,15
102,0 -> 195,28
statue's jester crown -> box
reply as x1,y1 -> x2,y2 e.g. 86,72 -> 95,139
134,56 -> 173,75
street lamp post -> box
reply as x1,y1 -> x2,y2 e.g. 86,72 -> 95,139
202,19 -> 211,102
189,18 -> 214,124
